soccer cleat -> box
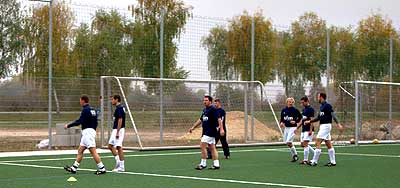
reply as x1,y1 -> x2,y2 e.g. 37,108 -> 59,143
209,165 -> 220,170
112,167 -> 125,173
94,169 -> 106,175
64,165 -> 77,174
195,165 -> 207,170
308,161 -> 318,166
299,160 -> 309,165
291,155 -> 299,162
225,156 -> 230,159
324,162 -> 337,167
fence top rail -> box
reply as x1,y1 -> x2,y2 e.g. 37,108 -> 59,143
356,80 -> 400,86
100,76 -> 264,85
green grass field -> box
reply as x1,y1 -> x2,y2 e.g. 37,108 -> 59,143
0,144 -> 399,188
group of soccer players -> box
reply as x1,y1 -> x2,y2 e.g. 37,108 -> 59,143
64,95 -> 126,175
280,92 -> 343,166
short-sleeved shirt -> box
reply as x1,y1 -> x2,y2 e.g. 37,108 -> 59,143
67,104 -> 98,130
217,108 -> 226,133
200,105 -> 219,137
280,106 -> 301,127
301,106 -> 315,132
113,104 -> 126,129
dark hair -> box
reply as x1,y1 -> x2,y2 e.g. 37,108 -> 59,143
300,96 -> 309,102
112,94 -> 121,102
319,92 -> 327,100
214,98 -> 221,102
204,95 -> 213,102
81,95 -> 89,103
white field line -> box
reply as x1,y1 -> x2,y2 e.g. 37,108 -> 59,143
0,162 -> 324,188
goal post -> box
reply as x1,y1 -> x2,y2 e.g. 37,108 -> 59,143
340,80 -> 400,145
100,76 -> 281,150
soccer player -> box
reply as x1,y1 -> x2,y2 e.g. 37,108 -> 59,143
108,95 -> 126,172
304,92 -> 343,167
64,95 -> 106,175
296,96 -> 315,164
189,95 -> 225,170
280,97 -> 302,162
207,98 -> 230,159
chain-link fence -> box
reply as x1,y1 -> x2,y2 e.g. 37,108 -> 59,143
1,1 -> 399,151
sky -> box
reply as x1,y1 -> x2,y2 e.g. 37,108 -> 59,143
73,0 -> 400,28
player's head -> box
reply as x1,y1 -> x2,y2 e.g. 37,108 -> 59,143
317,92 -> 327,103
214,98 -> 221,108
286,97 -> 295,107
203,95 -> 213,107
300,96 -> 309,107
111,94 -> 121,105
80,95 -> 89,106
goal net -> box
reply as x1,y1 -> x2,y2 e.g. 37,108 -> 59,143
339,81 -> 400,145
99,76 -> 281,150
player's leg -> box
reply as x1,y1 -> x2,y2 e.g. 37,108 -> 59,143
116,146 -> 125,171
89,147 -> 106,174
209,143 -> 220,169
286,127 -> 298,162
207,133 -> 220,159
324,139 -> 336,166
220,134 -> 230,159
64,145 -> 86,173
195,138 -> 209,170
309,138 -> 322,166
108,129 -> 120,169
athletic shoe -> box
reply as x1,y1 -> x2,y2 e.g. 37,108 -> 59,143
308,161 -> 318,166
209,165 -> 220,170
225,156 -> 230,159
112,167 -> 125,173
195,165 -> 207,170
291,155 -> 299,162
324,162 -> 336,167
299,160 -> 309,165
94,169 -> 106,175
64,165 -> 77,174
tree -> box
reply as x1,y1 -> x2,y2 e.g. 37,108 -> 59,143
356,13 -> 396,81
0,0 -> 24,79
201,26 -> 236,80
227,10 -> 276,83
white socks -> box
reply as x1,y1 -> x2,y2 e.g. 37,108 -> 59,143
71,161 -> 80,171
213,160 -> 220,167
311,149 -> 321,163
97,162 -> 105,171
328,148 -> 336,164
200,159 -> 207,167
304,147 -> 309,161
308,146 -> 315,154
290,146 -> 297,156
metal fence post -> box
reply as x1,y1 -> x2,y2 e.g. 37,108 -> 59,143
159,9 -> 165,145
250,16 -> 255,141
389,36 -> 393,139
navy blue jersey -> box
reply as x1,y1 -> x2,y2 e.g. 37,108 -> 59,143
113,104 -> 126,129
280,106 -> 301,127
217,108 -> 226,133
68,104 -> 98,130
311,101 -> 334,124
301,106 -> 315,132
200,105 -> 219,137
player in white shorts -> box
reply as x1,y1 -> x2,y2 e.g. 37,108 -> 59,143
108,95 -> 126,172
189,96 -> 224,170
296,96 -> 315,164
280,98 -> 302,162
304,92 -> 343,167
64,95 -> 106,175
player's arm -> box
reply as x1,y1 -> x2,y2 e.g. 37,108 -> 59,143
279,110 -> 285,127
65,109 -> 86,129
308,116 -> 314,136
218,117 -> 225,136
116,117 -> 123,139
189,119 -> 201,133
332,112 -> 343,130
307,115 -> 320,124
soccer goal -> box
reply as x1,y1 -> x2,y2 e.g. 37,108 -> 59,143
339,80 -> 400,145
99,76 -> 282,150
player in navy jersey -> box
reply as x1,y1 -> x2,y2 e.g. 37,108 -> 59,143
296,96 -> 315,164
189,96 -> 225,170
207,98 -> 230,159
280,97 -> 302,162
64,95 -> 106,175
108,95 -> 126,172
304,92 -> 343,167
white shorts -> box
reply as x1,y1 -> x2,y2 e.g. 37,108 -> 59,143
108,128 -> 125,147
300,132 -> 314,142
317,124 -> 332,141
283,127 -> 296,143
80,128 -> 96,148
201,135 -> 216,145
